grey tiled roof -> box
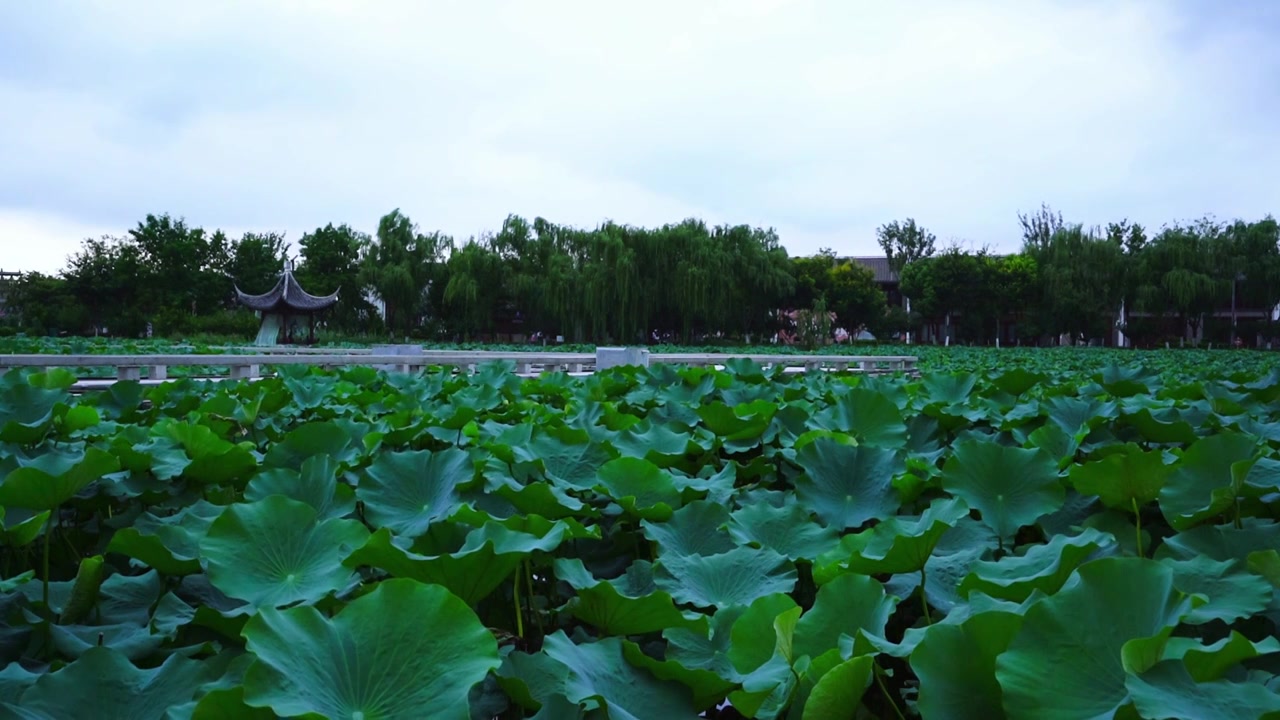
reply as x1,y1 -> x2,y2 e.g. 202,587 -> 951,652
847,256 -> 898,283
235,269 -> 338,313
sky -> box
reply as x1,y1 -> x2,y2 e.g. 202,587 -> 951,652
2,0 -> 1279,275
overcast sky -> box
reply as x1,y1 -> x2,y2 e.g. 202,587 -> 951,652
2,0 -> 1278,275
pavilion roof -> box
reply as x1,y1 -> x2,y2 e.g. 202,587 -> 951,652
235,266 -> 338,313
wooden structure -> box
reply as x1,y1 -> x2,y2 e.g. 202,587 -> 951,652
234,261 -> 338,346
0,350 -> 920,391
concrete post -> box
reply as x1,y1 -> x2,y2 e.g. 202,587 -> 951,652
596,347 -> 650,370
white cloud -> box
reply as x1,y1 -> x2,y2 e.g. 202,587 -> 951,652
0,0 -> 1277,274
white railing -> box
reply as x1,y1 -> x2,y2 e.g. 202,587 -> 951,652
0,349 -> 919,387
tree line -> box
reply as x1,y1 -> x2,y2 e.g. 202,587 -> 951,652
3,205 -> 1277,347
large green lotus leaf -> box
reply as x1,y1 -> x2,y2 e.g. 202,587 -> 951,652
696,399 -> 775,444
726,500 -> 839,562
199,495 -> 369,608
621,639 -> 737,712
1123,408 -> 1199,445
157,421 -> 258,485
794,573 -> 896,661
1159,432 -> 1260,531
496,647 -> 574,712
1126,660 -> 1280,720
1162,555 -> 1273,625
723,593 -> 800,677
608,421 -> 693,465
1158,518 -> 1280,566
839,496 -> 970,576
554,558 -> 699,636
959,527 -> 1117,603
641,500 -> 736,559
540,632 -> 698,720
940,439 -> 1064,546
2,508 -> 50,548
483,457 -> 590,519
347,521 -> 569,605
241,578 -> 500,720
664,605 -> 745,683
244,454 -> 355,521
513,429 -> 614,489
1024,422 -> 1080,471
50,623 -> 161,662
1044,395 -> 1116,438
595,456 -> 683,520
0,446 -> 119,510
793,438 -> 903,530
911,610 -> 1023,720
995,557 -> 1192,720
106,500 -> 224,575
0,663 -> 39,704
261,420 -> 362,469
799,654 -> 873,720
357,447 -> 475,537
15,647 -> 209,720
655,546 -> 797,609
810,388 -> 907,449
1242,456 -> 1280,496
1069,443 -> 1171,510
727,605 -> 804,716
1163,631 -> 1280,683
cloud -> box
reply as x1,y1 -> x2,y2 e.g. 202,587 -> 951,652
1,0 -> 1277,274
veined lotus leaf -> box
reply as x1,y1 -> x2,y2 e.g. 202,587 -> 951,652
16,647 -> 209,720
553,557 -> 700,636
608,421 -> 693,464
1069,443 -> 1171,510
1161,555 -> 1273,624
995,557 -> 1192,720
495,647 -> 573,712
664,604 -> 745,683
1123,408 -> 1199,445
621,639 -> 738,712
106,500 -> 224,575
727,499 -> 840,562
1159,432 -> 1260,531
1025,422 -> 1080,471
1163,631 -> 1280,683
654,546 -> 797,610
513,429 -> 614,490
810,388 -> 908,449
641,500 -> 736,559
244,454 -> 355,521
347,520 -> 570,605
940,439 -> 1064,546
1157,518 -> 1280,564
595,456 -> 684,520
840,496 -> 970,576
156,421 -> 257,485
727,594 -> 800,677
241,578 -> 500,720
0,446 -> 119,510
199,495 -> 369,608
959,527 -> 1117,603
993,367 -> 1047,397
357,447 -> 475,537
794,573 -> 896,661
800,654 -> 874,720
1126,660 -> 1280,720
1044,395 -> 1117,438
262,419 -> 363,469
794,438 -> 904,530
696,399 -> 775,445
540,631 -> 698,720
911,610 -> 1023,720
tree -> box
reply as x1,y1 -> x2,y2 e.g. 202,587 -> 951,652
1024,224 -> 1125,342
443,238 -> 504,339
358,210 -> 451,336
824,262 -> 887,336
4,273 -> 84,334
228,232 -> 289,298
297,223 -> 374,332
876,219 -> 937,278
1134,220 -> 1231,343
1017,203 -> 1065,256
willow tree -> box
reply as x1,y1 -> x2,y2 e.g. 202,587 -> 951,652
1134,220 -> 1231,342
358,209 -> 452,336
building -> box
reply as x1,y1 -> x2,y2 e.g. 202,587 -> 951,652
234,262 -> 339,345
0,270 -> 21,320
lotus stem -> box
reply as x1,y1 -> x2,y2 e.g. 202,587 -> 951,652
919,568 -> 933,625
42,509 -> 54,654
874,662 -> 907,720
513,569 -> 525,639
1131,497 -> 1143,557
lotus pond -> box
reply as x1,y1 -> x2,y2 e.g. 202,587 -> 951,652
0,358 -> 1278,719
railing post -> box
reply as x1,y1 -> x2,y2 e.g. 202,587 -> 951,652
229,364 -> 260,380
117,366 -> 142,381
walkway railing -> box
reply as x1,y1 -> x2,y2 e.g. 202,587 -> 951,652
0,349 -> 919,387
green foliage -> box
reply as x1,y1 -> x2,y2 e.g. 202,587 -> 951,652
0,352 -> 1278,717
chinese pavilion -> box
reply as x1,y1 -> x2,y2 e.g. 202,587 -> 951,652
234,261 -> 339,346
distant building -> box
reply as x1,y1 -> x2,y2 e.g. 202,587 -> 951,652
0,270 -> 22,319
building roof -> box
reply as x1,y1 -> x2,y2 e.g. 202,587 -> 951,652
847,256 -> 898,283
235,266 -> 338,313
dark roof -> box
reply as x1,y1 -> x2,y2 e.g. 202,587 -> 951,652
235,267 -> 338,313
848,256 -> 898,283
